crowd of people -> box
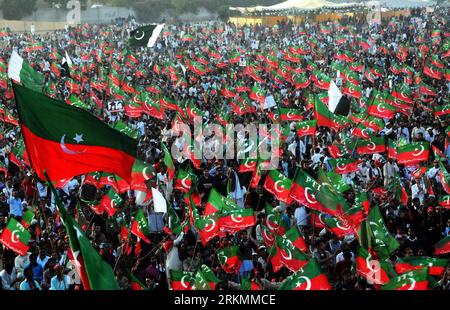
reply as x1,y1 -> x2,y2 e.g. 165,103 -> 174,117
0,6 -> 449,291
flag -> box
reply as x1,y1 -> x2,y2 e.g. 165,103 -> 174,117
170,270 -> 194,290
13,83 -> 137,182
219,208 -> 256,234
283,225 -> 308,253
204,188 -> 239,216
263,169 -> 293,204
174,168 -> 192,193
47,176 -> 119,290
368,98 -> 395,119
356,135 -> 386,155
131,208 -> 151,244
20,209 -> 35,229
8,51 -> 44,92
240,277 -> 262,290
395,257 -> 449,276
314,96 -> 334,128
249,83 -> 265,104
162,143 -> 175,181
99,188 -> 123,217
265,204 -> 289,236
357,206 -> 400,259
112,121 -> 140,139
0,218 -> 30,256
440,161 -> 450,194
317,213 -> 354,237
434,236 -> 450,256
279,108 -> 302,122
396,142 -> 429,166
278,259 -> 331,290
129,24 -> 164,47
434,103 -> 450,117
328,158 -> 360,174
128,271 -> 146,290
342,81 -> 363,99
355,246 -> 394,285
296,120 -> 317,137
381,269 -> 429,290
166,204 -> 182,235
193,265 -> 220,290
217,246 -> 242,273
269,235 -> 309,272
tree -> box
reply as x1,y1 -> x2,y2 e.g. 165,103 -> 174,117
2,0 -> 37,20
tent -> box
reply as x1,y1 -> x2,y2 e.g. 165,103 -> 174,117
229,0 -> 360,13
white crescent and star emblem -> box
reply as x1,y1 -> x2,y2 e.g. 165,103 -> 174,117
266,214 -> 277,231
231,214 -> 244,223
336,162 -> 346,172
274,180 -> 285,194
142,167 -> 152,181
134,30 -> 145,41
367,142 -> 377,151
304,187 -> 317,204
181,175 -> 190,189
11,230 -> 20,243
301,125 -> 310,133
412,145 -> 425,157
297,276 -> 312,290
280,248 -> 292,261
263,228 -> 274,242
204,218 -> 216,232
181,275 -> 190,289
60,134 -> 86,155
406,278 -> 416,290
377,105 -> 386,113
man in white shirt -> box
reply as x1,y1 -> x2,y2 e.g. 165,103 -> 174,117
0,262 -> 18,290
294,205 -> 308,228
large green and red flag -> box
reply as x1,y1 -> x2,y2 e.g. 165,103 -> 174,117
240,277 -> 262,290
381,268 -> 429,291
166,204 -> 183,235
314,96 -> 334,128
279,108 -> 302,122
434,236 -> 450,256
0,218 -> 30,256
204,188 -> 239,216
265,204 -> 289,236
99,187 -> 123,217
387,139 -> 397,159
127,271 -> 146,290
318,169 -> 350,193
356,135 -> 386,155
278,259 -> 331,290
357,206 -> 400,259
395,257 -> 449,276
327,144 -> 348,158
440,161 -> 450,194
392,84 -> 413,104
423,62 -> 443,80
174,168 -> 193,193
315,213 -> 354,237
12,83 -> 137,182
289,168 -> 327,213
193,265 -> 220,290
328,158 -> 360,174
161,143 -> 175,181
219,208 -> 256,234
47,176 -> 119,290
129,158 -> 154,191
355,246 -> 395,285
20,209 -> 35,229
282,225 -> 308,252
249,83 -> 265,105
313,71 -> 331,90
368,98 -> 395,119
342,81 -> 362,99
217,246 -> 242,273
269,235 -> 309,273
296,120 -> 317,137
169,270 -> 194,290
131,208 -> 151,244
434,103 -> 450,117
238,158 -> 257,173
396,142 -> 429,166
439,195 -> 450,209
263,169 -> 293,204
